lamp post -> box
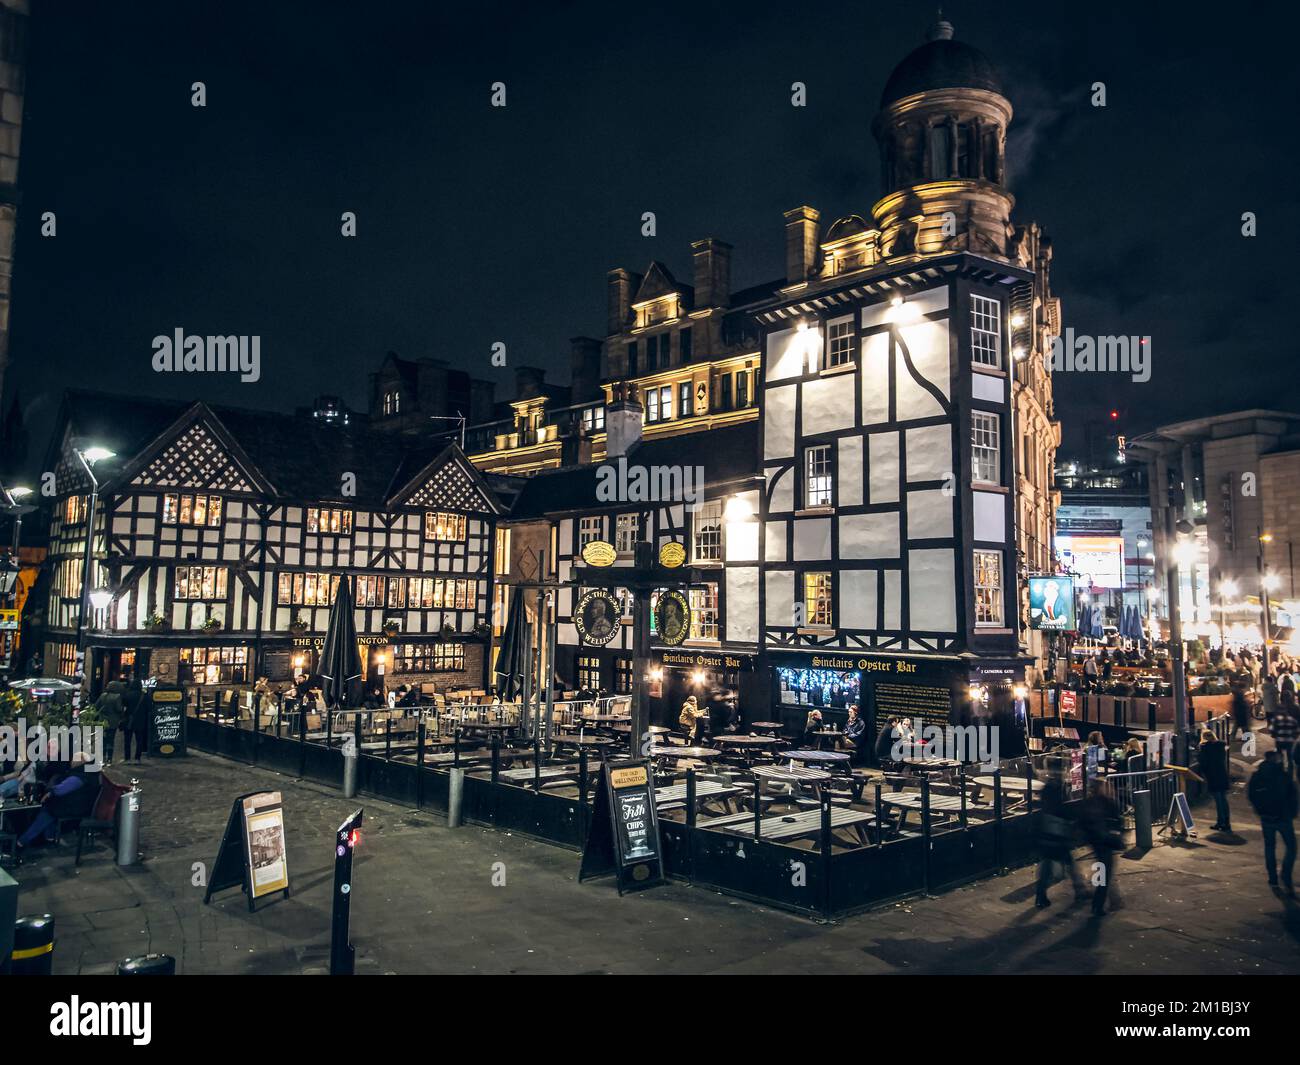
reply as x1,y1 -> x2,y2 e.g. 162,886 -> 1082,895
71,447 -> 115,673
1166,516 -> 1195,736
1258,529 -> 1276,665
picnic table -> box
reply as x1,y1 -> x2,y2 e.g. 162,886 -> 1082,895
551,735 -> 619,756
496,766 -> 580,789
714,735 -> 783,748
648,745 -> 720,761
654,780 -> 740,813
900,756 -> 962,773
968,775 -> 1044,805
877,790 -> 967,829
752,764 -> 831,787
719,806 -> 876,846
778,749 -> 852,769
582,714 -> 631,724
747,721 -> 785,736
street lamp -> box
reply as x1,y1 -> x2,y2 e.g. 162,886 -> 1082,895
72,446 -> 116,669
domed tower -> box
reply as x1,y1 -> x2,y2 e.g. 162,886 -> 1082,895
871,16 -> 1014,261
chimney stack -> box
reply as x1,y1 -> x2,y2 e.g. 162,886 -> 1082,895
514,366 -> 546,401
607,268 -> 639,334
783,206 -> 821,284
568,336 -> 602,404
605,382 -> 644,458
690,238 -> 732,310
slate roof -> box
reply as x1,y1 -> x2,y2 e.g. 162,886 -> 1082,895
508,421 -> 760,521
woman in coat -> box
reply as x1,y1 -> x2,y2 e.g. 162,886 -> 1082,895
1197,729 -> 1232,831
678,695 -> 705,743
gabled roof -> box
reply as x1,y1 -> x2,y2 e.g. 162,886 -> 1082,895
113,402 -> 276,496
387,442 -> 506,515
48,388 -> 501,514
633,262 -> 689,305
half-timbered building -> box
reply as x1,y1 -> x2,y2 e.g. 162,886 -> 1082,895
43,391 -> 502,696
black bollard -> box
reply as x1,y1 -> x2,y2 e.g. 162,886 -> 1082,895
331,808 -> 364,976
4,914 -> 54,975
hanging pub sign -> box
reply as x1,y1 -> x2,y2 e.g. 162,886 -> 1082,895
578,759 -> 665,894
580,539 -> 617,567
655,589 -> 690,646
204,791 -> 291,912
148,685 -> 187,757
1028,575 -> 1076,632
658,541 -> 685,569
574,588 -> 622,646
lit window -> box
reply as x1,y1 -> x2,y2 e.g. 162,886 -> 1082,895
174,566 -> 229,601
277,571 -> 340,606
163,494 -> 223,527
64,496 -> 88,524
615,658 -> 634,693
307,507 -> 352,534
692,500 -> 722,562
579,516 -> 602,548
974,550 -> 1003,626
383,391 -> 401,416
494,528 -> 511,576
689,583 -> 719,640
577,655 -> 601,690
805,445 -> 833,508
679,381 -> 692,419
804,572 -> 833,628
825,316 -> 855,368
970,294 -> 1002,368
615,513 -> 640,554
393,642 -> 465,673
972,412 -> 1001,485
645,385 -> 674,423
424,511 -> 466,541
581,406 -> 605,433
179,645 -> 249,685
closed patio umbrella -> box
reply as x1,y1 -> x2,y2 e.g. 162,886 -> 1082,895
319,574 -> 363,710
493,586 -> 527,701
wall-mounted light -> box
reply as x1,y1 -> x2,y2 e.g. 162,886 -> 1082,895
797,320 -> 822,373
724,495 -> 754,523
649,667 -> 663,682
88,588 -> 113,611
1010,312 -> 1026,328
691,670 -> 706,685
1012,683 -> 1028,700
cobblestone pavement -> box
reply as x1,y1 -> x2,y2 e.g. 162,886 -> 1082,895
6,748 -> 1298,975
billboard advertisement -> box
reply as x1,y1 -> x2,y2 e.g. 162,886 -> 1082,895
1029,575 -> 1076,632
1055,535 -> 1126,589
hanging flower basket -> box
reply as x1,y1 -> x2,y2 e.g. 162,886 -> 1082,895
382,618 -> 402,637
202,616 -> 223,633
144,614 -> 169,633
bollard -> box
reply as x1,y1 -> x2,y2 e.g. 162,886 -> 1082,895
117,953 -> 176,975
4,914 -> 54,975
448,767 -> 465,828
342,741 -> 358,799
116,780 -> 141,867
1134,789 -> 1153,851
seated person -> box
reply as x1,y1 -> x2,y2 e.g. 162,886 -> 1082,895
398,684 -> 422,709
843,704 -> 868,765
875,716 -> 903,766
801,709 -> 824,747
16,754 -> 100,852
0,758 -> 37,799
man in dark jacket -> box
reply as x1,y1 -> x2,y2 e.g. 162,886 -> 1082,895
1248,750 -> 1297,894
16,758 -> 100,851
1198,730 -> 1232,831
121,673 -> 148,762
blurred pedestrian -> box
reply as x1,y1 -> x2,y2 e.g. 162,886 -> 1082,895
1198,727 -> 1232,831
1078,779 -> 1124,916
1034,767 -> 1085,908
1248,750 -> 1297,896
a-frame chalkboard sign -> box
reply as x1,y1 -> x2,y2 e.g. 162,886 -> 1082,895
578,758 -> 664,894
203,791 -> 291,912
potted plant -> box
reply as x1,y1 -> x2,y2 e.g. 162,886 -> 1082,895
288,612 -> 308,636
440,619 -> 457,638
144,613 -> 169,632
202,615 -> 223,633
382,617 -> 402,638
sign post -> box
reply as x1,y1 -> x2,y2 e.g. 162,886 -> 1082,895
331,807 -> 364,976
579,758 -> 664,893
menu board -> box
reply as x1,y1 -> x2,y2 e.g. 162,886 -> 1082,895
149,686 -> 187,757
872,681 -> 952,738
242,792 -> 290,899
579,760 -> 664,894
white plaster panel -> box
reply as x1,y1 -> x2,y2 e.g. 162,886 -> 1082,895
896,317 -> 951,400
764,383 -> 797,460
765,520 -> 787,563
883,570 -> 901,629
766,325 -> 804,382
905,425 -> 953,482
840,512 -> 899,559
868,432 -> 899,503
765,570 -> 794,625
840,570 -> 878,630
973,490 -> 1007,542
908,549 -> 957,632
839,436 -> 863,507
906,489 -> 953,540
793,517 -> 832,561
972,374 -> 1005,404
725,567 -> 759,643
861,332 -> 890,425
727,521 -> 759,562
801,375 -> 855,435
768,464 -> 793,513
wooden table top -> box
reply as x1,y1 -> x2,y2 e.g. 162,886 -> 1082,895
714,735 -> 783,747
752,765 -> 831,784
655,781 -> 739,803
779,749 -> 851,763
722,806 -> 874,842
648,745 -> 720,760
970,775 -> 1044,792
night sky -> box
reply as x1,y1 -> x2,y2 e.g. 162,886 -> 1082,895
6,0 -> 1297,465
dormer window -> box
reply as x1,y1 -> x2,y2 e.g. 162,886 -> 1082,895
383,391 -> 401,416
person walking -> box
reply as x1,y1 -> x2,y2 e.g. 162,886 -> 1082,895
1034,767 -> 1085,908
1198,728 -> 1232,831
1078,779 -> 1124,916
1270,692 -> 1300,776
121,672 -> 148,762
1082,653 -> 1099,692
1248,750 -> 1297,895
